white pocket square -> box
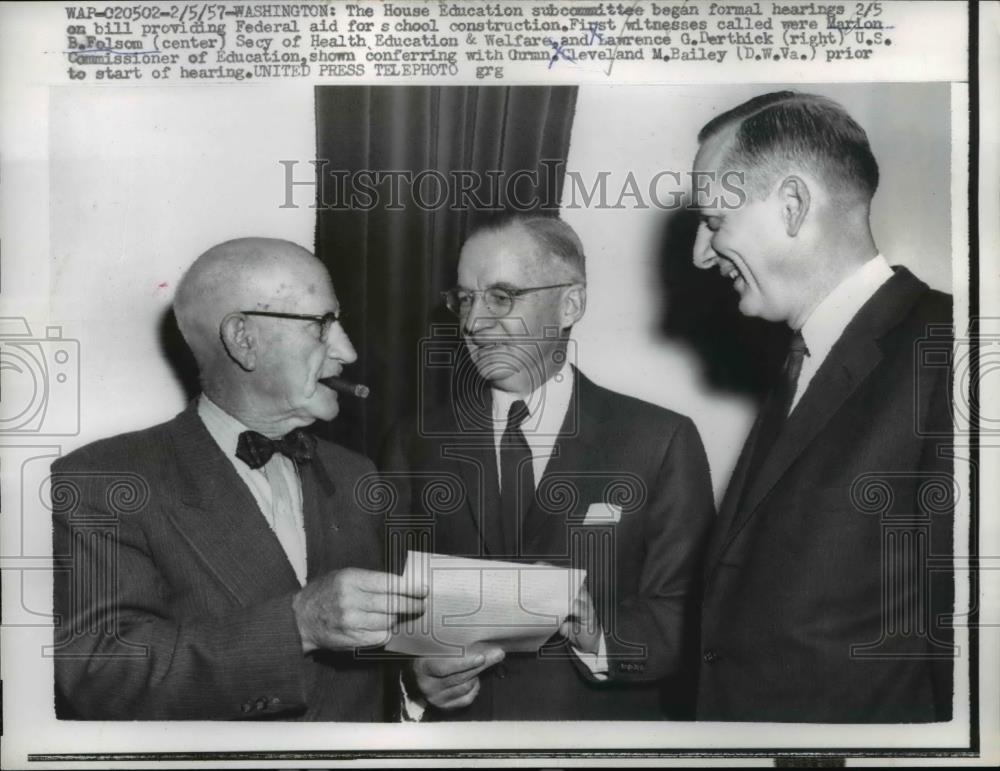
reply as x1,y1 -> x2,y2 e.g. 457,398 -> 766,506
582,502 -> 622,525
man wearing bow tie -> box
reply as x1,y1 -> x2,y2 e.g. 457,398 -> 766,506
690,92 -> 954,722
384,216 -> 714,720
51,237 -> 424,720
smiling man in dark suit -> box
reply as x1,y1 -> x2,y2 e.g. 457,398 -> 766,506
52,237 -> 425,720
691,92 -> 954,722
384,215 -> 714,720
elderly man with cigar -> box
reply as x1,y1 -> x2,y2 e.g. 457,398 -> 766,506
51,237 -> 422,720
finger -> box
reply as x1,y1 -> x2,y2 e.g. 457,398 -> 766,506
425,658 -> 499,691
341,609 -> 403,633
353,629 -> 394,648
419,646 -> 504,678
464,641 -> 505,658
356,593 -> 427,617
349,569 -> 428,597
436,676 -> 478,703
418,667 -> 476,701
435,677 -> 481,710
326,624 -> 393,650
383,578 -> 430,598
420,653 -> 488,678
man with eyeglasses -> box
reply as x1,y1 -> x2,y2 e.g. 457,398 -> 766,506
52,237 -> 425,720
385,215 -> 714,720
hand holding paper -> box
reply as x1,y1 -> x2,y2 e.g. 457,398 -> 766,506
292,567 -> 427,653
411,642 -> 505,711
558,583 -> 602,655
387,551 -> 587,656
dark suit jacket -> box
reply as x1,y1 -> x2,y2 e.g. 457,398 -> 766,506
51,401 -> 385,720
384,368 -> 714,720
698,267 -> 954,723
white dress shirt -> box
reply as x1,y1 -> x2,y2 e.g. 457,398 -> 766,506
490,361 -> 575,485
490,362 -> 608,677
197,395 -> 308,586
792,254 -> 894,412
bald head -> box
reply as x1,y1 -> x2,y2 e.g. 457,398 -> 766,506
174,237 -> 328,369
172,237 -> 357,433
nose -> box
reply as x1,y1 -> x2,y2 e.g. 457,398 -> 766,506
325,321 -> 358,364
692,222 -> 718,270
461,293 -> 499,337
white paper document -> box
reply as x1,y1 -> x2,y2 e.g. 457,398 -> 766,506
387,551 -> 587,656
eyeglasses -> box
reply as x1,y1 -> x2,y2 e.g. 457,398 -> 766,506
441,284 -> 574,318
241,310 -> 344,342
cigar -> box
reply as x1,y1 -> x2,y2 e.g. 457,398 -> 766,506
319,375 -> 370,399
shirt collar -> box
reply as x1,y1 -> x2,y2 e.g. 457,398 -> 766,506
197,394 -> 253,462
491,361 -> 575,436
799,254 -> 894,363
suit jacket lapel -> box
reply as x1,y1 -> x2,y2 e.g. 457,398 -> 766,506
449,441 -> 505,557
523,368 -> 595,550
732,338 -> 883,532
705,416 -> 760,571
301,455 -> 337,579
164,402 -> 301,604
711,268 -> 927,566
434,378 -> 506,557
523,434 -> 594,552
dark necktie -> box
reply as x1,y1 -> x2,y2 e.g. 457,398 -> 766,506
499,400 -> 535,554
741,331 -> 809,493
235,428 -> 315,470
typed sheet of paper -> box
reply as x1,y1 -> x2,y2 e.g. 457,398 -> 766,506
387,551 -> 586,656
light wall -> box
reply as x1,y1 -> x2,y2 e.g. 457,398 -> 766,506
50,85 -> 316,451
562,83 -> 952,500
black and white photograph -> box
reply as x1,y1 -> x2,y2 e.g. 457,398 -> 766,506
0,0 -> 996,767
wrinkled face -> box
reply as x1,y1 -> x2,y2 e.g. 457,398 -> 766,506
691,133 -> 799,324
456,227 -> 575,396
250,261 -> 357,426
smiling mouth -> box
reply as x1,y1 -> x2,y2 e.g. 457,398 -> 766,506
469,339 -> 505,354
719,261 -> 746,291
467,339 -> 521,372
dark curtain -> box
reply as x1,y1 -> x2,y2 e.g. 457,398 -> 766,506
313,86 -> 578,458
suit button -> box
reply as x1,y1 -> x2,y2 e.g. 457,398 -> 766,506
703,649 -> 720,664
495,664 -> 508,679
271,697 -> 281,706
256,698 -> 268,711
241,701 -> 252,713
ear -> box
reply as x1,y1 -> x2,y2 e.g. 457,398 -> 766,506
219,313 -> 257,371
561,284 -> 587,329
777,175 -> 811,237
